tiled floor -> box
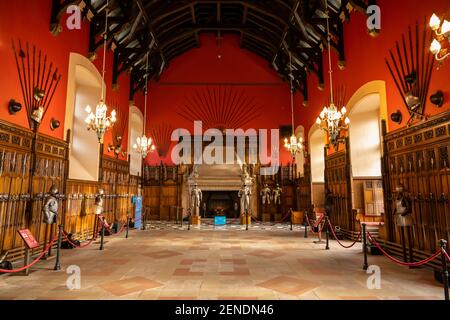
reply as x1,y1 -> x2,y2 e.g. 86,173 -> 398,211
0,221 -> 446,300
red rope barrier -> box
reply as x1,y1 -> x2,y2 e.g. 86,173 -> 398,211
274,212 -> 292,224
250,212 -> 292,224
444,250 -> 450,263
305,214 -> 324,235
109,221 -> 127,236
327,220 -> 361,248
367,232 -> 442,267
62,230 -> 97,249
0,235 -> 56,273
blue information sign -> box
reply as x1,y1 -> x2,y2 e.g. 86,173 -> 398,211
214,216 -> 226,226
132,196 -> 143,229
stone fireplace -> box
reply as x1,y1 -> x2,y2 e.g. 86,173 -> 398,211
181,163 -> 257,217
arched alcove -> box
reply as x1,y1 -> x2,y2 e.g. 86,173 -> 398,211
309,125 -> 326,209
346,81 -> 387,218
64,53 -> 104,181
128,105 -> 144,176
348,93 -> 382,177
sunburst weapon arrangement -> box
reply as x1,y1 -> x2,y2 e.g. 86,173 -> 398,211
12,40 -> 61,131
150,123 -> 174,159
385,20 -> 435,127
178,87 -> 261,131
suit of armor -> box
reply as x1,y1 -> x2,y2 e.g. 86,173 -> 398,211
239,184 -> 252,213
273,184 -> 282,206
393,187 -> 412,227
42,185 -> 59,224
94,188 -> 105,215
260,184 -> 272,205
190,184 -> 202,216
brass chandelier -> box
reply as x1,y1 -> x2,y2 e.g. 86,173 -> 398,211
133,52 -> 156,159
316,0 -> 349,150
85,0 -> 116,144
284,52 -> 304,160
429,13 -> 450,63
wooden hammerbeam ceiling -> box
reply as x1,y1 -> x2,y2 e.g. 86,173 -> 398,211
50,0 -> 373,101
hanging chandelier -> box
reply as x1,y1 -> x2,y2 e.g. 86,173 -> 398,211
316,0 -> 350,150
133,52 -> 156,159
284,52 -> 304,160
429,13 -> 450,63
84,0 -> 116,144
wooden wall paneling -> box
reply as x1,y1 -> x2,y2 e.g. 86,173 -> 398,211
0,121 -> 33,254
297,153 -> 312,214
0,121 -> 143,260
100,155 -> 131,224
382,111 -> 450,255
144,186 -> 160,220
32,134 -> 68,253
143,165 -> 161,219
324,138 -> 354,232
65,180 -> 98,239
0,121 -> 70,259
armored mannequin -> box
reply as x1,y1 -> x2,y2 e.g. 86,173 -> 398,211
273,184 -> 283,206
94,188 -> 105,216
393,186 -> 412,227
238,184 -> 252,214
260,184 -> 272,205
190,184 -> 202,216
42,185 -> 59,224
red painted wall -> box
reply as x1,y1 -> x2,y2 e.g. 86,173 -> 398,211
1,0 -> 449,166
302,0 -> 450,138
0,0 -> 141,160
145,34 -> 297,165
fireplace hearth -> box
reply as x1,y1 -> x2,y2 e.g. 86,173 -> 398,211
202,191 -> 240,218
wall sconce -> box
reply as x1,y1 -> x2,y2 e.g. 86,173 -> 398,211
429,13 -> 450,63
430,90 -> 444,107
391,110 -> 403,124
50,118 -> 60,131
8,99 -> 22,114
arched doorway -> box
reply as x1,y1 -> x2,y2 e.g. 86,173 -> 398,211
64,53 -> 104,181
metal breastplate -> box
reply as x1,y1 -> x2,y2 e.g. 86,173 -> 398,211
43,197 -> 58,224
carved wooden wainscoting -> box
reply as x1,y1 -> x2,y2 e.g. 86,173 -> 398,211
65,179 -> 98,239
0,120 -> 145,262
0,120 -> 69,260
296,154 -> 312,214
30,134 -> 68,252
382,112 -> 450,257
324,139 -> 354,233
144,165 -> 162,220
0,121 -> 33,256
143,165 -> 179,221
101,156 -> 131,223
258,164 -> 297,221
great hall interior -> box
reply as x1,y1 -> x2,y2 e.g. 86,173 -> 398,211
0,0 -> 449,304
